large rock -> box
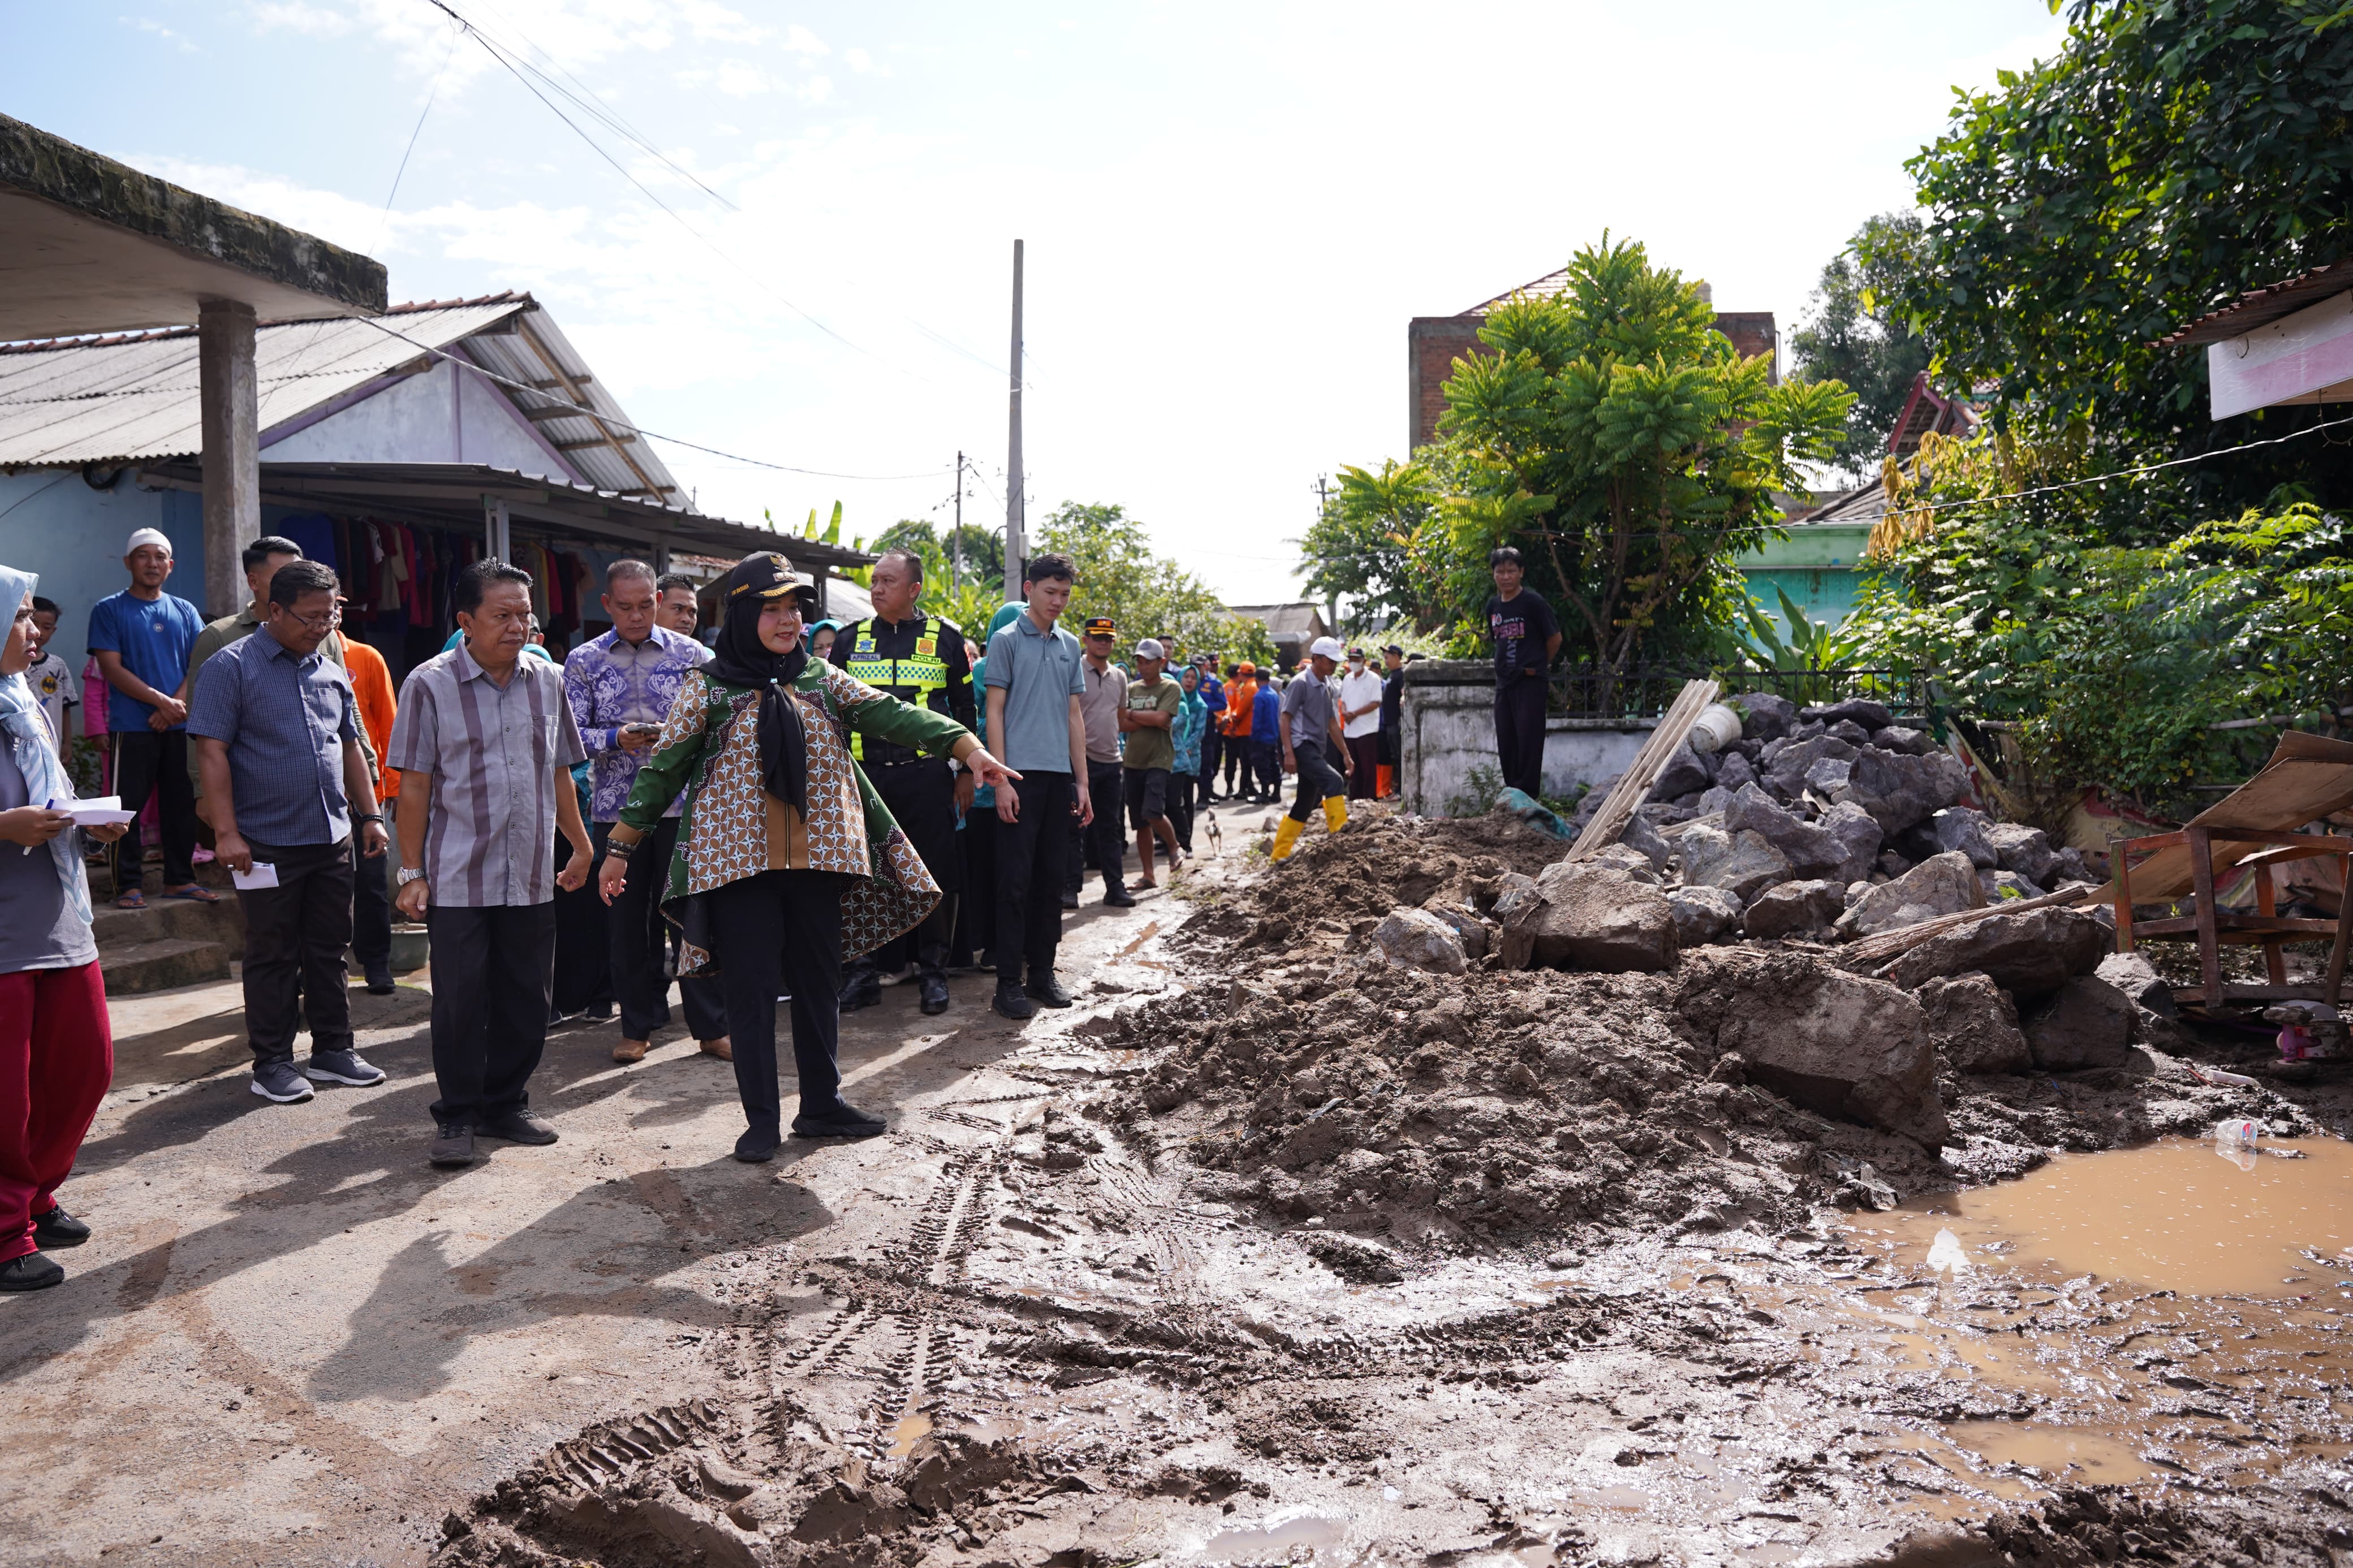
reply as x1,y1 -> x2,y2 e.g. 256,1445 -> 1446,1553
1649,741 -> 1713,803
1882,904 -> 2112,995
1762,735 -> 1858,800
1820,801 -> 1884,885
1979,869 -> 2045,902
1985,822 -> 2062,886
1492,871 -> 1542,923
1591,843 -> 1663,884
1667,885 -> 1744,948
1743,879 -> 1846,940
1917,974 -> 2031,1074
1835,850 -> 1984,939
1725,784 -> 1848,878
1871,725 -> 1933,757
1714,750 -> 1756,792
1833,746 -> 1971,836
1927,807 -> 1999,868
1677,823 -> 1795,903
2096,950 -> 2177,1017
1677,949 -> 1949,1147
2023,975 -> 2136,1070
1801,697 -> 1894,732
1501,861 -> 1679,973
1618,811 -> 1673,875
1729,691 -> 1795,742
1371,908 -> 1467,975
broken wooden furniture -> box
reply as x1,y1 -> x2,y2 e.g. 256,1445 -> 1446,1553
2108,731 -> 2353,1009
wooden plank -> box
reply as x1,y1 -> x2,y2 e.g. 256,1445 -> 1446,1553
1839,884 -> 2101,968
2115,832 -> 2136,953
2130,914 -> 2343,938
2174,982 -> 2338,1004
2256,872 -> 2289,984
2326,891 -> 2352,1008
2188,826 -> 2223,1007
1563,678 -> 1720,862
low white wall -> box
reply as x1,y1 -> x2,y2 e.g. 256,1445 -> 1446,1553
1399,661 -> 1660,815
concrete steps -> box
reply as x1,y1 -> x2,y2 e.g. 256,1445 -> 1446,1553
93,895 -> 245,996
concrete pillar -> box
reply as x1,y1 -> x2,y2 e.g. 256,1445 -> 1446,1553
198,300 -> 260,618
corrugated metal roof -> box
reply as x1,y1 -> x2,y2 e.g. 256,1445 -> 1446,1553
0,290 -> 685,504
0,296 -> 528,468
2157,260 -> 2353,349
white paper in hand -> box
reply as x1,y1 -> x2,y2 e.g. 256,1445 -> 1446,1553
232,862 -> 280,891
62,796 -> 135,827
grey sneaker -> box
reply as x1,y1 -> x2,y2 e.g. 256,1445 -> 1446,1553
429,1120 -> 477,1167
251,1061 -> 314,1103
304,1048 -> 386,1087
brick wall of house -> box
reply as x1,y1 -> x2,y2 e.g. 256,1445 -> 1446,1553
1407,308 -> 1778,451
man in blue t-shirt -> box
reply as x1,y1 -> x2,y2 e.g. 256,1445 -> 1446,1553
86,528 -> 211,908
1248,676 -> 1284,804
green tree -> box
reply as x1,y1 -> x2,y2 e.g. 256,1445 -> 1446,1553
1789,212 -> 1932,479
1438,235 -> 1852,686
1297,460 -> 1456,635
1871,0 -> 2353,519
1036,501 -> 1246,661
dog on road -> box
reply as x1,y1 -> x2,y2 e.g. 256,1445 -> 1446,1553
1203,810 -> 1223,858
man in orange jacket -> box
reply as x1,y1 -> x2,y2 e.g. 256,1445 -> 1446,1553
1218,660 -> 1258,801
341,636 -> 400,995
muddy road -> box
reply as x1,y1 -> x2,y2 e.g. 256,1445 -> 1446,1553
430,809 -> 2353,1568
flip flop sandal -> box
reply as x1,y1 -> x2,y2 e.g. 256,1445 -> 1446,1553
159,884 -> 221,904
115,889 -> 147,909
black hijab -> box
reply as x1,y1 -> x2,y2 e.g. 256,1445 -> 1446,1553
707,555 -> 812,817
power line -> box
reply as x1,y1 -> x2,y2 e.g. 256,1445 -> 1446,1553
348,312 -> 953,482
1884,411 -> 2353,518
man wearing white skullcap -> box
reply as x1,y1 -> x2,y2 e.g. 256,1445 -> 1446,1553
85,527 -> 212,908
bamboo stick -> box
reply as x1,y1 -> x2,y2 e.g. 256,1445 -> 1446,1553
1565,679 -> 1722,862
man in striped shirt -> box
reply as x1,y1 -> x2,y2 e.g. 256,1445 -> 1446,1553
388,560 -> 593,1169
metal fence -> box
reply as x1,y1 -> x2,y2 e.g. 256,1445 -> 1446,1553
1547,664 -> 1927,722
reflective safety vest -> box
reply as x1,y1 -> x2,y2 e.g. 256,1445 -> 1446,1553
842,615 -> 953,759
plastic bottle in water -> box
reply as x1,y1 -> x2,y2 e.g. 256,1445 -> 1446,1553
1925,1228 -> 1970,1276
2213,1119 -> 2261,1170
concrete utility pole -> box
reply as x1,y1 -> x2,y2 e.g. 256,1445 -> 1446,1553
198,300 -> 260,618
1003,239 -> 1025,604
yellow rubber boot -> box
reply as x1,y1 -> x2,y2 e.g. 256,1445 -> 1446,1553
1270,815 -> 1305,862
1322,794 -> 1348,835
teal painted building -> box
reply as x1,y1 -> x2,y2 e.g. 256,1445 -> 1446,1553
1735,482 -> 1884,634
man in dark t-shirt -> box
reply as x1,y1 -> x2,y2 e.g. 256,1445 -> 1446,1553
1485,546 -> 1561,798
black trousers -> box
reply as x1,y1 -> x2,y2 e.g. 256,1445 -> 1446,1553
425,902 -> 557,1125
708,870 -> 850,1134
1249,740 -> 1282,799
952,812 -> 996,969
850,759 -> 960,986
996,770 -> 1072,983
1346,733 -> 1381,800
236,836 -> 354,1066
351,831 -> 391,971
1495,677 -> 1548,799
600,819 -> 724,1038
1167,771 -> 1196,850
1287,740 -> 1347,823
552,826 -> 611,1019
110,729 -> 197,889
1070,759 -> 1127,893
1199,727 -> 1223,798
1222,731 -> 1247,794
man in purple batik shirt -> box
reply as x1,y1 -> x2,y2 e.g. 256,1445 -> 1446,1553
560,559 -> 729,1066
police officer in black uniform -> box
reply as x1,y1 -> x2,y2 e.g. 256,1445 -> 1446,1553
831,546 -> 974,1016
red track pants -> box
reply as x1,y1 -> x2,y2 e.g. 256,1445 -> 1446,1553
0,961 -> 112,1263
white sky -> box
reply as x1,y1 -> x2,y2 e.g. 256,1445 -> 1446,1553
4,0 -> 2064,600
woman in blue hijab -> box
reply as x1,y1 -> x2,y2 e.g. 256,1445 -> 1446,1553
0,565 -> 130,1291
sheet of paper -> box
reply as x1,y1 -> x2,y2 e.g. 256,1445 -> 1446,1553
65,795 -> 134,827
232,862 -> 279,891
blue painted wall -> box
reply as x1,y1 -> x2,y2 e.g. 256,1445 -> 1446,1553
0,471 -> 204,720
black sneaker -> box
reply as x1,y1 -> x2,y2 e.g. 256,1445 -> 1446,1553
839,984 -> 882,1014
1025,973 -> 1074,1008
304,1048 -> 386,1087
250,1061 -> 315,1104
791,1104 -> 888,1139
1102,887 -> 1137,908
0,1252 -> 64,1291
476,1110 -> 558,1145
1058,890 -> 1079,910
992,979 -> 1036,1021
31,1207 -> 89,1249
735,1126 -> 782,1163
917,973 -> 950,1015
429,1121 -> 478,1167
362,961 -> 395,995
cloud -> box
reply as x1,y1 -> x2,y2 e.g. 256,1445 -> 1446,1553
843,47 -> 871,73
119,15 -> 200,51
247,1 -> 352,36
779,23 -> 828,58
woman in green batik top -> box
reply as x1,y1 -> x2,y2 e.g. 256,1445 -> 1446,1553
598,553 -> 1019,1161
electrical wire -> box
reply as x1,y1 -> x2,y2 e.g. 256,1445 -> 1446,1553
347,312 -> 953,482
1883,410 -> 2353,517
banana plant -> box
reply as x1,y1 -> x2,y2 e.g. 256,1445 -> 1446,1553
1730,588 -> 1871,705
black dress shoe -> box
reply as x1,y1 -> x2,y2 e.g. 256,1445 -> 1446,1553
917,973 -> 950,1015
0,1251 -> 64,1291
1102,887 -> 1137,908
1024,973 -> 1074,1008
1058,889 -> 1080,910
734,1127 -> 782,1163
839,984 -> 883,1014
992,979 -> 1036,1020
476,1110 -> 559,1145
791,1104 -> 887,1139
363,962 -> 395,996
31,1206 -> 89,1249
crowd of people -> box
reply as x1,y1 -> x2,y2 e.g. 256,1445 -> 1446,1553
0,525 -> 1514,1295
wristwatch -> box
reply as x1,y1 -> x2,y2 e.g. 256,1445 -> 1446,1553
397,867 -> 427,887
